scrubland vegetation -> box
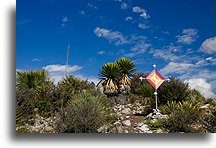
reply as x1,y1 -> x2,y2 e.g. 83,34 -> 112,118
16,58 -> 215,133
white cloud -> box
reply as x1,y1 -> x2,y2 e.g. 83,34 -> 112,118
97,50 -> 105,55
176,28 -> 198,44
94,27 -> 128,45
43,64 -> 98,85
199,37 -> 216,54
132,6 -> 150,19
125,16 -> 133,21
62,16 -> 69,23
49,73 -> 99,85
121,2 -> 128,9
150,44 -> 183,62
79,10 -> 86,16
44,64 -> 82,73
87,3 -> 97,9
125,42 -> 151,57
160,62 -> 194,75
32,58 -> 42,62
205,57 -> 216,64
138,23 -> 150,29
184,78 -> 216,99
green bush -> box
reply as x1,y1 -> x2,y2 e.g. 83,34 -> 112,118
134,83 -> 154,98
55,91 -> 111,133
130,72 -> 150,94
186,89 -> 205,104
55,75 -> 95,109
157,77 -> 190,105
160,101 -> 178,114
16,69 -> 55,118
164,101 -> 201,133
145,119 -> 166,130
201,106 -> 216,133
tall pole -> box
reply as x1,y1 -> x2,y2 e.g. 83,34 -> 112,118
154,91 -> 158,110
153,64 -> 158,110
65,44 -> 70,76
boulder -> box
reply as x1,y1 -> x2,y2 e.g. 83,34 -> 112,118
122,120 -> 131,127
121,108 -> 131,115
139,124 -> 149,132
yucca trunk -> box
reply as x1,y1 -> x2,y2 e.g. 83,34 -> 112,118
103,79 -> 118,95
118,74 -> 131,94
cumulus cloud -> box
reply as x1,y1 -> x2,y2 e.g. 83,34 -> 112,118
44,64 -> 82,73
132,6 -> 150,19
184,78 -> 216,99
94,27 -> 129,45
199,37 -> 216,54
160,62 -> 194,75
176,28 -> 198,44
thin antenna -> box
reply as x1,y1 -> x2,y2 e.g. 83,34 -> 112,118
65,43 -> 70,76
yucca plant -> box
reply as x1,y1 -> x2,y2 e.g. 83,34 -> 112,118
56,75 -> 94,108
98,63 -> 120,96
16,69 -> 51,101
164,100 -> 201,133
115,57 -> 136,94
16,69 -> 55,117
160,101 -> 178,114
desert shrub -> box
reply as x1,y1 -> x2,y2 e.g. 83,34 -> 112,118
55,75 -> 95,109
145,119 -> 166,130
134,83 -> 154,98
205,98 -> 216,106
157,77 -> 190,105
16,69 -> 55,118
16,127 -> 30,133
160,101 -> 178,114
186,89 -> 205,104
201,106 -> 216,133
130,72 -> 150,94
55,91 -> 111,133
164,101 -> 201,133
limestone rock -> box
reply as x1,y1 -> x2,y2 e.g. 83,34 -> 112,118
139,124 -> 149,132
122,120 -> 131,127
121,108 -> 131,114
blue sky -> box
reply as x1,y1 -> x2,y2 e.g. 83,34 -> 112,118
16,0 -> 215,98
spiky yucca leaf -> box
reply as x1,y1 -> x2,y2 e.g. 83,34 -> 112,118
98,63 -> 120,94
116,57 -> 136,85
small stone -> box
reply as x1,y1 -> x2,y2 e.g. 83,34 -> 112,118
114,121 -> 121,126
137,122 -> 144,127
125,130 -> 129,133
117,126 -> 124,133
97,125 -> 109,133
122,120 -> 131,127
140,124 -> 149,132
121,108 -> 131,115
44,126 -> 53,132
125,116 -> 130,119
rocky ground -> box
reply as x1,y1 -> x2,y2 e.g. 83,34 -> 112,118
97,100 -> 169,133
16,100 -> 169,133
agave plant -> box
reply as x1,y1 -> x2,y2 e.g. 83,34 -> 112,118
57,75 -> 94,108
98,63 -> 120,96
16,69 -> 51,101
115,57 -> 136,94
